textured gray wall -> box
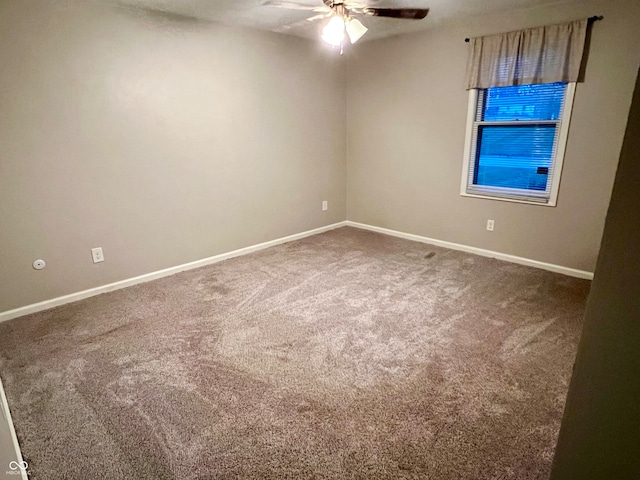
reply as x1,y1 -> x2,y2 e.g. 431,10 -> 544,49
345,0 -> 640,272
0,0 -> 346,312
3,0 -> 640,315
551,66 -> 640,479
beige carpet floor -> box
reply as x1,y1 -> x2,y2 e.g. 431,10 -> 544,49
0,227 -> 589,479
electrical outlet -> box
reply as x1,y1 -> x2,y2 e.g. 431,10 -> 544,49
486,219 -> 495,231
322,200 -> 328,211
91,247 -> 104,263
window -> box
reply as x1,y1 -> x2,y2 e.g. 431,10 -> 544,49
461,82 -> 576,206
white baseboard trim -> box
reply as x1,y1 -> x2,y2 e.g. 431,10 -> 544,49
345,221 -> 594,280
0,219 -> 592,322
0,222 -> 348,323
0,377 -> 28,480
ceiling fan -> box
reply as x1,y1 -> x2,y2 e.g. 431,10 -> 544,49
263,0 -> 429,52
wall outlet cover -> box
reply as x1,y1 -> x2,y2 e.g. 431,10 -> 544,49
91,247 -> 104,263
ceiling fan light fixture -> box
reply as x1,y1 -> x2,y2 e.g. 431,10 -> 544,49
345,17 -> 367,43
321,15 -> 346,46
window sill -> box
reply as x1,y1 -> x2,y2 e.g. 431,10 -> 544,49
460,191 -> 557,207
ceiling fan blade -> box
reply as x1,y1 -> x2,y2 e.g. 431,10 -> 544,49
305,12 -> 331,22
362,7 -> 429,19
262,1 -> 325,12
274,12 -> 330,33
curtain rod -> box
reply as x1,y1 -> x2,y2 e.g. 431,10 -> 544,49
464,15 -> 603,42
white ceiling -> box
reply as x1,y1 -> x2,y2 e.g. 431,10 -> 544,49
95,0 -> 569,42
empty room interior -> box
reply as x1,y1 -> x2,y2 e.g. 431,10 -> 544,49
1,0 -> 639,478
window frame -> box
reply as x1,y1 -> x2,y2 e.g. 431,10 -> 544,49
460,82 -> 576,207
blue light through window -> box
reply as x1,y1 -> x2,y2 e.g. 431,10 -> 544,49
472,82 -> 566,193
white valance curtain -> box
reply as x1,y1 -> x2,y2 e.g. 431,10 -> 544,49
465,19 -> 588,90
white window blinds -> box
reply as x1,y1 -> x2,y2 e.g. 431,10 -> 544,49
465,82 -> 570,202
